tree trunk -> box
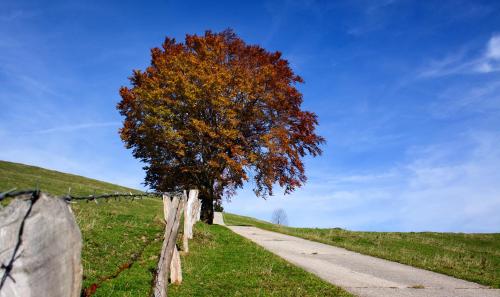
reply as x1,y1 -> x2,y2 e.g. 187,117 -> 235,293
200,194 -> 214,224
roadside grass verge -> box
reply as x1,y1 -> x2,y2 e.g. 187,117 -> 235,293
168,222 -> 353,297
224,212 -> 500,288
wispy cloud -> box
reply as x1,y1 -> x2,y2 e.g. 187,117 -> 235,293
477,34 -> 500,72
429,80 -> 500,118
419,34 -> 500,77
346,0 -> 399,36
227,131 -> 500,232
23,122 -> 121,135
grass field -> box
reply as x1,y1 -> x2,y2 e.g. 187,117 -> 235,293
0,160 -> 141,196
1,160 -> 164,296
0,160 -> 352,296
168,222 -> 353,297
224,213 -> 500,288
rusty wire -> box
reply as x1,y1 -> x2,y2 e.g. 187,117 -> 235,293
0,188 -> 184,203
0,188 -> 185,293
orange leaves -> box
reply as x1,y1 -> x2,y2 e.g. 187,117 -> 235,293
117,29 -> 324,200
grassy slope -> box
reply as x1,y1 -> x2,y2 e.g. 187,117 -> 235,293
168,222 -> 353,297
0,160 -> 140,196
224,213 -> 500,288
1,161 -> 352,296
0,160 -> 163,296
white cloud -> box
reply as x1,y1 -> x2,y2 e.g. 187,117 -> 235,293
477,34 -> 500,73
486,35 -> 500,59
397,134 -> 500,231
419,34 -> 500,77
226,132 -> 500,232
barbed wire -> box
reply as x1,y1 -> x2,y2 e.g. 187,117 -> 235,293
0,188 -> 186,293
0,188 -> 185,203
0,189 -> 40,202
65,192 -> 161,202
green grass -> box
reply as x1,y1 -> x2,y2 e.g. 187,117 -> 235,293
1,160 -> 352,296
0,160 -> 141,196
74,198 -> 164,296
0,160 -> 164,296
224,213 -> 500,288
168,222 -> 353,297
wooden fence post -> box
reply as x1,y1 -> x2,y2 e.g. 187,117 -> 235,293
154,193 -> 185,297
0,193 -> 82,297
182,189 -> 199,252
188,190 -> 199,240
182,190 -> 191,252
162,194 -> 182,284
195,197 -> 201,222
169,248 -> 182,285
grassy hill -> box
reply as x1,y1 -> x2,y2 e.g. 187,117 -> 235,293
0,160 -> 352,297
0,160 -> 164,296
0,160 -> 141,196
224,213 -> 500,288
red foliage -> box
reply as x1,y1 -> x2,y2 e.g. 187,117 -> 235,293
117,30 -> 324,216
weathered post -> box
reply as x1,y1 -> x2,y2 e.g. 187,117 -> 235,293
154,193 -> 185,297
182,190 -> 192,253
162,194 -> 182,284
169,248 -> 182,285
195,197 -> 201,222
188,190 -> 200,239
182,189 -> 199,252
0,193 -> 82,297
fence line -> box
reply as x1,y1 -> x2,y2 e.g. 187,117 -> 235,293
0,188 -> 202,297
0,189 -> 40,202
0,188 -> 187,202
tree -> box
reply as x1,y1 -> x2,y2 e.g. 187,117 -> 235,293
271,208 -> 288,226
117,30 -> 324,224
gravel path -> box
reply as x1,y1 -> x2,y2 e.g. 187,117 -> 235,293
219,218 -> 500,297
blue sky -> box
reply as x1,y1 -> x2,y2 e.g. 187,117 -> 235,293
1,0 -> 499,232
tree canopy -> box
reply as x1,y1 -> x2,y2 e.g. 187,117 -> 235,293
117,30 -> 324,223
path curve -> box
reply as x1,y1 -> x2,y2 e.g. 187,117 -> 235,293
225,222 -> 500,297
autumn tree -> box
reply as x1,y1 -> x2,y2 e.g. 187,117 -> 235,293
117,30 -> 324,224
